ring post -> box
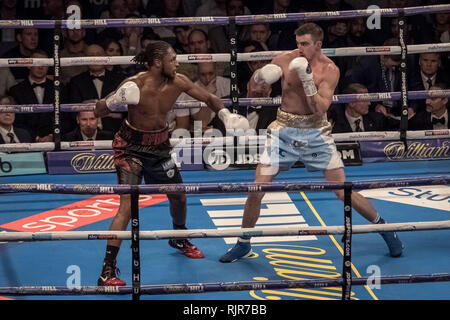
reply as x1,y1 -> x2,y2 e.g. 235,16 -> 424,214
398,8 -> 409,152
229,16 -> 241,115
52,20 -> 62,151
130,186 -> 141,300
342,182 -> 353,300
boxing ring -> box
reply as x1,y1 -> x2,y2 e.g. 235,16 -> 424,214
0,4 -> 450,304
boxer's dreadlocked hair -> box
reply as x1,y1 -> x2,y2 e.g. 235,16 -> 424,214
132,40 -> 171,67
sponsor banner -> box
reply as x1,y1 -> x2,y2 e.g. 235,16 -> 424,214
204,142 -> 361,171
0,194 -> 167,232
47,149 -> 203,174
47,150 -> 115,174
0,152 -> 46,177
360,138 -> 450,162
336,142 -> 362,166
172,146 -> 205,171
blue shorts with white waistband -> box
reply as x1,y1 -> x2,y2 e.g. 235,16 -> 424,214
260,109 -> 343,172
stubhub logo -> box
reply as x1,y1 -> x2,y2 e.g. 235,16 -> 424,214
359,185 -> 450,212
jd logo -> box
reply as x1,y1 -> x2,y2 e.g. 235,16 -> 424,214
0,157 -> 12,173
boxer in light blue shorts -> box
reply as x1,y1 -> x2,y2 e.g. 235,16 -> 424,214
219,22 -> 403,263
260,108 -> 343,172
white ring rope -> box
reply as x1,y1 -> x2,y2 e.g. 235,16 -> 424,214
0,129 -> 449,152
0,220 -> 449,242
2,43 -> 450,67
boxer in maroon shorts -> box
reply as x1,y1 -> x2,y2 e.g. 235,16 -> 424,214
94,40 -> 249,286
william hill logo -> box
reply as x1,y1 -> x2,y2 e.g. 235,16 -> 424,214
384,141 -> 450,160
70,153 -> 115,173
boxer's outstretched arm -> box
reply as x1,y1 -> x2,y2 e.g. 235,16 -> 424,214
176,73 -> 224,113
94,80 -> 140,117
94,99 -> 110,118
176,73 -> 249,130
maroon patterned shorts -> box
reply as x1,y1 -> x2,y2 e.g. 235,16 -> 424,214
112,121 -> 182,185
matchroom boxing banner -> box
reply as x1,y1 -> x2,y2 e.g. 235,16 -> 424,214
360,138 -> 450,162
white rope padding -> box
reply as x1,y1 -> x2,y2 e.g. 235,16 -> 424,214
0,220 -> 449,242
0,129 -> 449,152
2,43 -> 450,67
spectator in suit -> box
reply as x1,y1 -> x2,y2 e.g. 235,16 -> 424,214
329,83 -> 389,133
42,0 -> 65,19
349,38 -> 422,122
237,40 -> 281,98
68,44 -> 127,133
125,0 -> 146,17
126,29 -> 162,76
118,13 -> 145,57
172,25 -> 192,54
100,0 -> 129,19
62,111 -> 114,141
146,0 -> 186,42
324,20 -> 348,47
0,68 -> 16,97
330,18 -> 374,90
245,23 -> 272,50
417,52 -> 450,90
175,62 -> 230,133
195,0 -> 227,17
60,27 -> 89,85
39,0 -> 67,55
409,83 -> 450,130
410,52 -> 450,113
209,0 -> 247,53
250,0 -> 300,50
140,29 -> 162,49
101,38 -> 125,75
0,95 -> 32,144
97,0 -> 130,42
188,29 -> 211,54
122,30 -> 162,78
430,12 -> 450,43
8,50 -> 61,142
0,0 -> 18,56
2,28 -> 39,82
177,29 -> 230,82
63,1 -> 97,44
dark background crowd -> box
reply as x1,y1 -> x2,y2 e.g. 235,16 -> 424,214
0,0 -> 450,145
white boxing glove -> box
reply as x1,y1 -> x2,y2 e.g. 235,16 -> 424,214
288,57 -> 317,96
218,108 -> 250,130
253,64 -> 282,85
105,81 -> 140,111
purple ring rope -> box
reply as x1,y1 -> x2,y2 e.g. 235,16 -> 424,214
1,5 -> 449,29
0,175 -> 448,194
0,273 -> 448,296
1,90 -> 450,113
